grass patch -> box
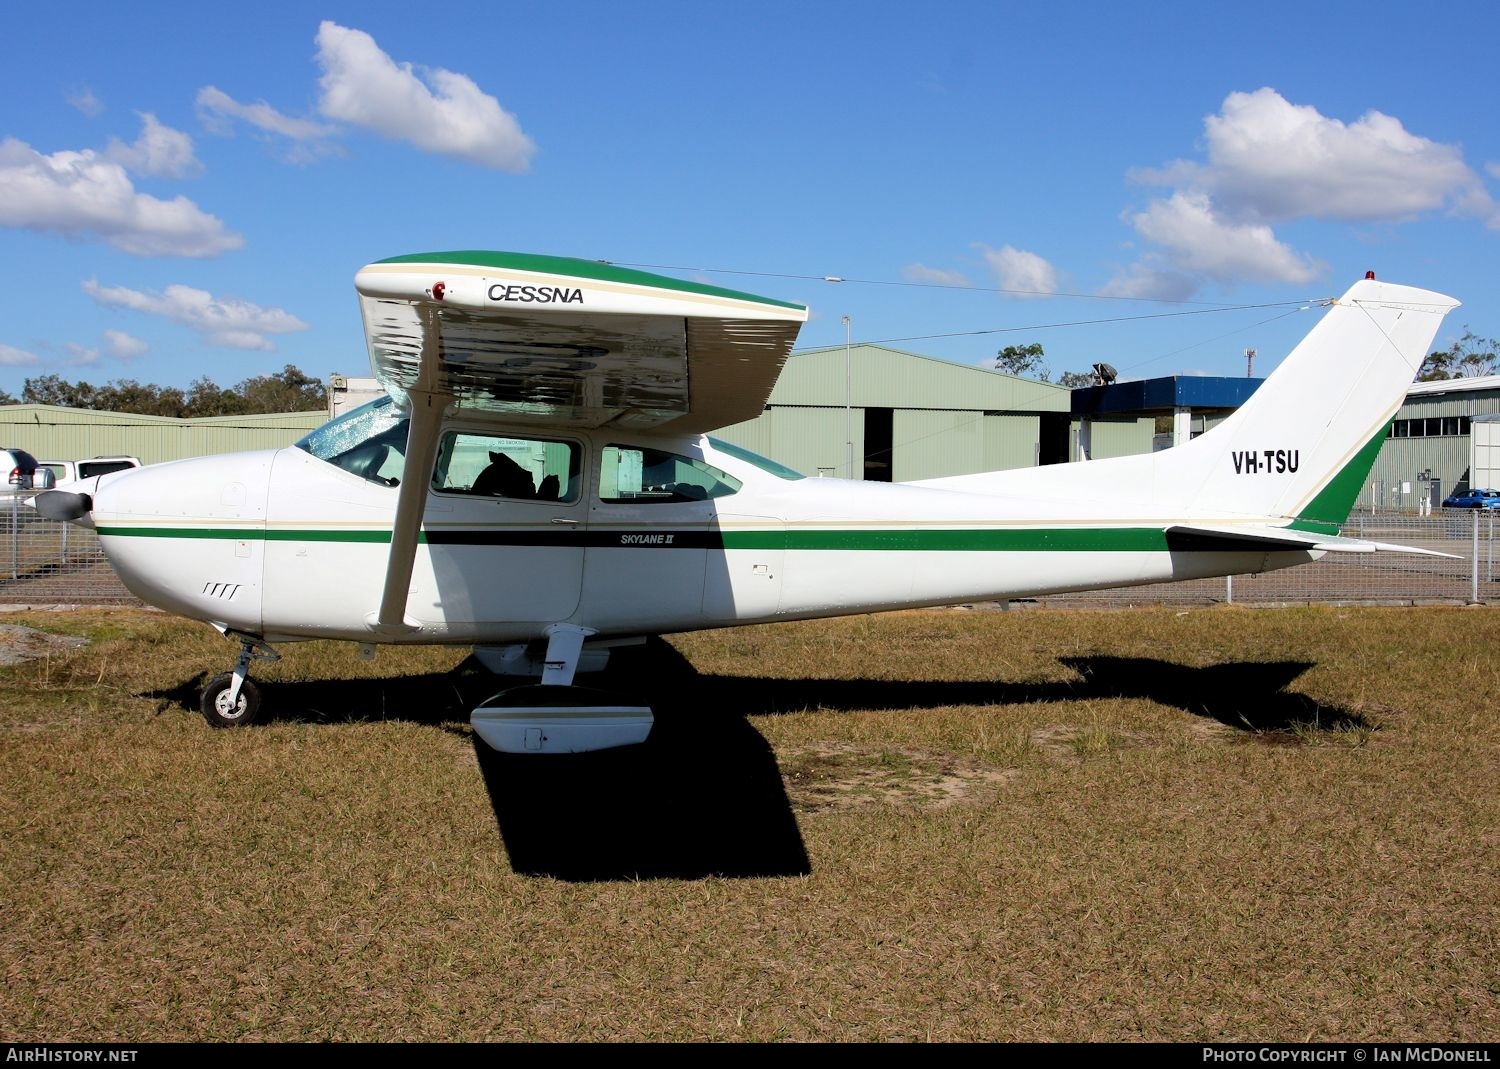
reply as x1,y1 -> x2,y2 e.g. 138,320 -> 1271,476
1,605 -> 1496,1041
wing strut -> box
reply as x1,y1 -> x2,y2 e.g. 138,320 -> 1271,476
371,305 -> 452,634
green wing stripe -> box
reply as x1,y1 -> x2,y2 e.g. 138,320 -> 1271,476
373,250 -> 805,312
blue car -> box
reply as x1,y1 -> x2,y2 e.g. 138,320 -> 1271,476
1442,488 -> 1500,509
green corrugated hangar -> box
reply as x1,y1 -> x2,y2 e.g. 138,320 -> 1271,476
712,344 -> 1152,480
0,405 -> 325,467
1364,374 -> 1500,509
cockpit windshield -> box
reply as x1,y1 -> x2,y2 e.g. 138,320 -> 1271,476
294,396 -> 410,485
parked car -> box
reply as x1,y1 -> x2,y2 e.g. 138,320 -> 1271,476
1441,488 -> 1500,510
2,447 -> 51,494
39,455 -> 142,488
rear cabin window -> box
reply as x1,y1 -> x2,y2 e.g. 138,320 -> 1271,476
433,431 -> 581,503
598,446 -> 741,503
77,460 -> 137,479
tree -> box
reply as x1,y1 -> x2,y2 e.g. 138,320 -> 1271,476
13,365 -> 329,416
994,342 -> 1048,380
1417,329 -> 1498,381
0,387 -> 14,405
1057,370 -> 1096,388
22,374 -> 95,408
91,379 -> 186,417
233,364 -> 327,414
184,376 -> 249,418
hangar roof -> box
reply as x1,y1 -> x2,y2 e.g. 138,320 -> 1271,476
1069,375 -> 1263,417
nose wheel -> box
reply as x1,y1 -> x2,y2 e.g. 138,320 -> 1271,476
201,634 -> 279,728
201,673 -> 263,726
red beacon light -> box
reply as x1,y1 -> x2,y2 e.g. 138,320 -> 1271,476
1365,271 -> 1376,280
430,281 -> 446,301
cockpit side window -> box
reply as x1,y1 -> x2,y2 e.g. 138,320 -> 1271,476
432,431 -> 581,502
294,397 -> 410,486
706,436 -> 805,480
598,445 -> 741,503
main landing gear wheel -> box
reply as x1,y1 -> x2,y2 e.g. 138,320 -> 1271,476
200,673 -> 263,728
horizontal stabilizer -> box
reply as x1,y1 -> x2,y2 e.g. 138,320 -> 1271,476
1165,523 -> 1459,559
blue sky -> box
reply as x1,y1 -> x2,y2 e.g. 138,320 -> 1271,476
2,1 -> 1496,398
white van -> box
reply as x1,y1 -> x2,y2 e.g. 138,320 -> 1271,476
39,456 -> 142,488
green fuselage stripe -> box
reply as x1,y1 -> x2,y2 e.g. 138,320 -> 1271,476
96,525 -> 1191,553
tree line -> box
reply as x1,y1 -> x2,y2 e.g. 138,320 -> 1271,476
1416,330 -> 1499,381
0,365 -> 328,417
998,330 -> 1499,385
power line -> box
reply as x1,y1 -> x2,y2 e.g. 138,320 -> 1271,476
609,258 -> 1322,308
864,301 -> 1319,347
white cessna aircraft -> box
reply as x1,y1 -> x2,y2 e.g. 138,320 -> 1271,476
37,252 -> 1458,752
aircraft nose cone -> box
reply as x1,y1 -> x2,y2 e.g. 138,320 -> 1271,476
34,490 -> 93,522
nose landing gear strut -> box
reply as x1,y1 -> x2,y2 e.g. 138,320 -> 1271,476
201,633 -> 280,728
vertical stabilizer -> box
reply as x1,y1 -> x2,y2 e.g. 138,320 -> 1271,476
1171,278 -> 1459,523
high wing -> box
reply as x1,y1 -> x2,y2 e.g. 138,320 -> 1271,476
354,251 -> 808,432
352,251 -> 808,632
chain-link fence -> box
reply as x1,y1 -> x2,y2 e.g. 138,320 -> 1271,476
1036,510 -> 1498,607
2,492 -> 1497,607
0,494 -> 136,603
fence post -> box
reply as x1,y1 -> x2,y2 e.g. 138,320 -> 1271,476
9,495 -> 17,581
1473,510 -> 1481,605
1489,512 -> 1495,588
1226,574 -> 1234,604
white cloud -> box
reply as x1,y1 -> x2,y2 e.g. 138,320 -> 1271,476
902,263 -> 970,286
105,113 -> 202,179
82,279 -> 308,351
65,343 -> 100,367
1099,262 -> 1199,302
1184,88 -> 1484,224
1127,191 -> 1322,286
978,244 -> 1058,297
0,137 -> 242,257
1115,88 -> 1500,293
0,343 -> 40,367
67,88 -> 104,117
102,329 -> 148,359
196,86 -> 336,142
314,21 -> 535,171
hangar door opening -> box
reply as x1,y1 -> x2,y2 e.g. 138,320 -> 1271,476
1038,412 -> 1070,465
864,407 -> 893,482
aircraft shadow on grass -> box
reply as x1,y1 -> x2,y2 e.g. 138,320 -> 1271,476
147,644 -> 1366,883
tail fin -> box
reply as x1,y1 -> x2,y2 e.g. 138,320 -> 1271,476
917,277 -> 1460,524
1171,277 -> 1459,525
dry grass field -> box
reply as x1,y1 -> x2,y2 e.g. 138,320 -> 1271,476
1,605 -> 1496,1042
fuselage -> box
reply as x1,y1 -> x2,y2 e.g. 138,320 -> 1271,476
87,400 -> 1308,645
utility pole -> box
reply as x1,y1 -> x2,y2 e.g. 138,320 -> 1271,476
1245,348 -> 1256,377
